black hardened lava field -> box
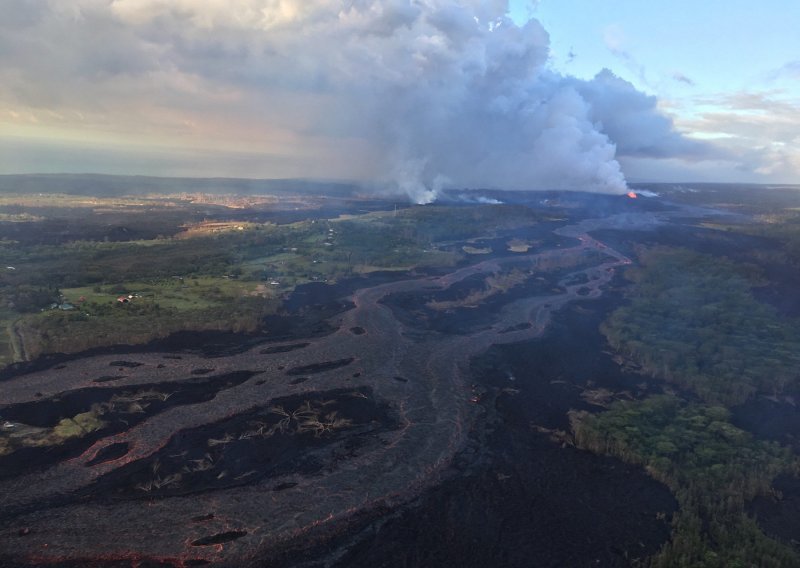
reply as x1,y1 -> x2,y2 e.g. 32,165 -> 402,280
2,185 -> 800,567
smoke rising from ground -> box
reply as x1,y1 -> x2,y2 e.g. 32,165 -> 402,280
0,1 -> 713,202
326,2 -> 632,202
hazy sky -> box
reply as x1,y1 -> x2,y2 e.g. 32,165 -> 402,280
516,0 -> 800,184
1,0 -> 797,197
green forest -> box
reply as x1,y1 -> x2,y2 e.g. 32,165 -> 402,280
573,396 -> 798,567
572,246 -> 800,566
602,247 -> 800,405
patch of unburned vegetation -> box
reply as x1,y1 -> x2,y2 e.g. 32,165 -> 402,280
602,247 -> 800,406
427,269 -> 529,311
572,395 -> 799,567
462,246 -> 492,255
507,238 -> 534,253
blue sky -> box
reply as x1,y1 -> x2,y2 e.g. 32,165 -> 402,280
0,1 -> 797,192
511,0 -> 800,182
513,0 -> 800,91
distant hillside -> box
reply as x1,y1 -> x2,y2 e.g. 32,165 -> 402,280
0,174 -> 360,197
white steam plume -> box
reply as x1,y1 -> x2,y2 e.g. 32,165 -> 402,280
335,2 -> 629,202
106,0 -> 630,202
3,1 -> 714,200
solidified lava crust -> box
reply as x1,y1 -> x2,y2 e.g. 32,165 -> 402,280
83,387 -> 398,500
191,531 -> 248,546
85,442 -> 130,466
109,361 -> 144,368
259,343 -> 310,355
285,358 -> 355,376
0,212 -> 667,567
0,371 -> 257,479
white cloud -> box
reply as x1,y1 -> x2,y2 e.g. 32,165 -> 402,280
771,61 -> 800,81
0,0 -> 760,199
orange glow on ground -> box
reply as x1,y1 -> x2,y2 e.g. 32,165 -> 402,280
626,191 -> 638,199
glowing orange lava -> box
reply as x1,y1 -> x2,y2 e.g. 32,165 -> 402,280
626,191 -> 638,199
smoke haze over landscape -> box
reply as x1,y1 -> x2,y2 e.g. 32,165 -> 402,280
0,1 -> 797,201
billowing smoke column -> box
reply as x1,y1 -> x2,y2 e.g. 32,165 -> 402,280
5,1 -> 721,200
100,0 -> 636,203
328,1 -> 629,202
